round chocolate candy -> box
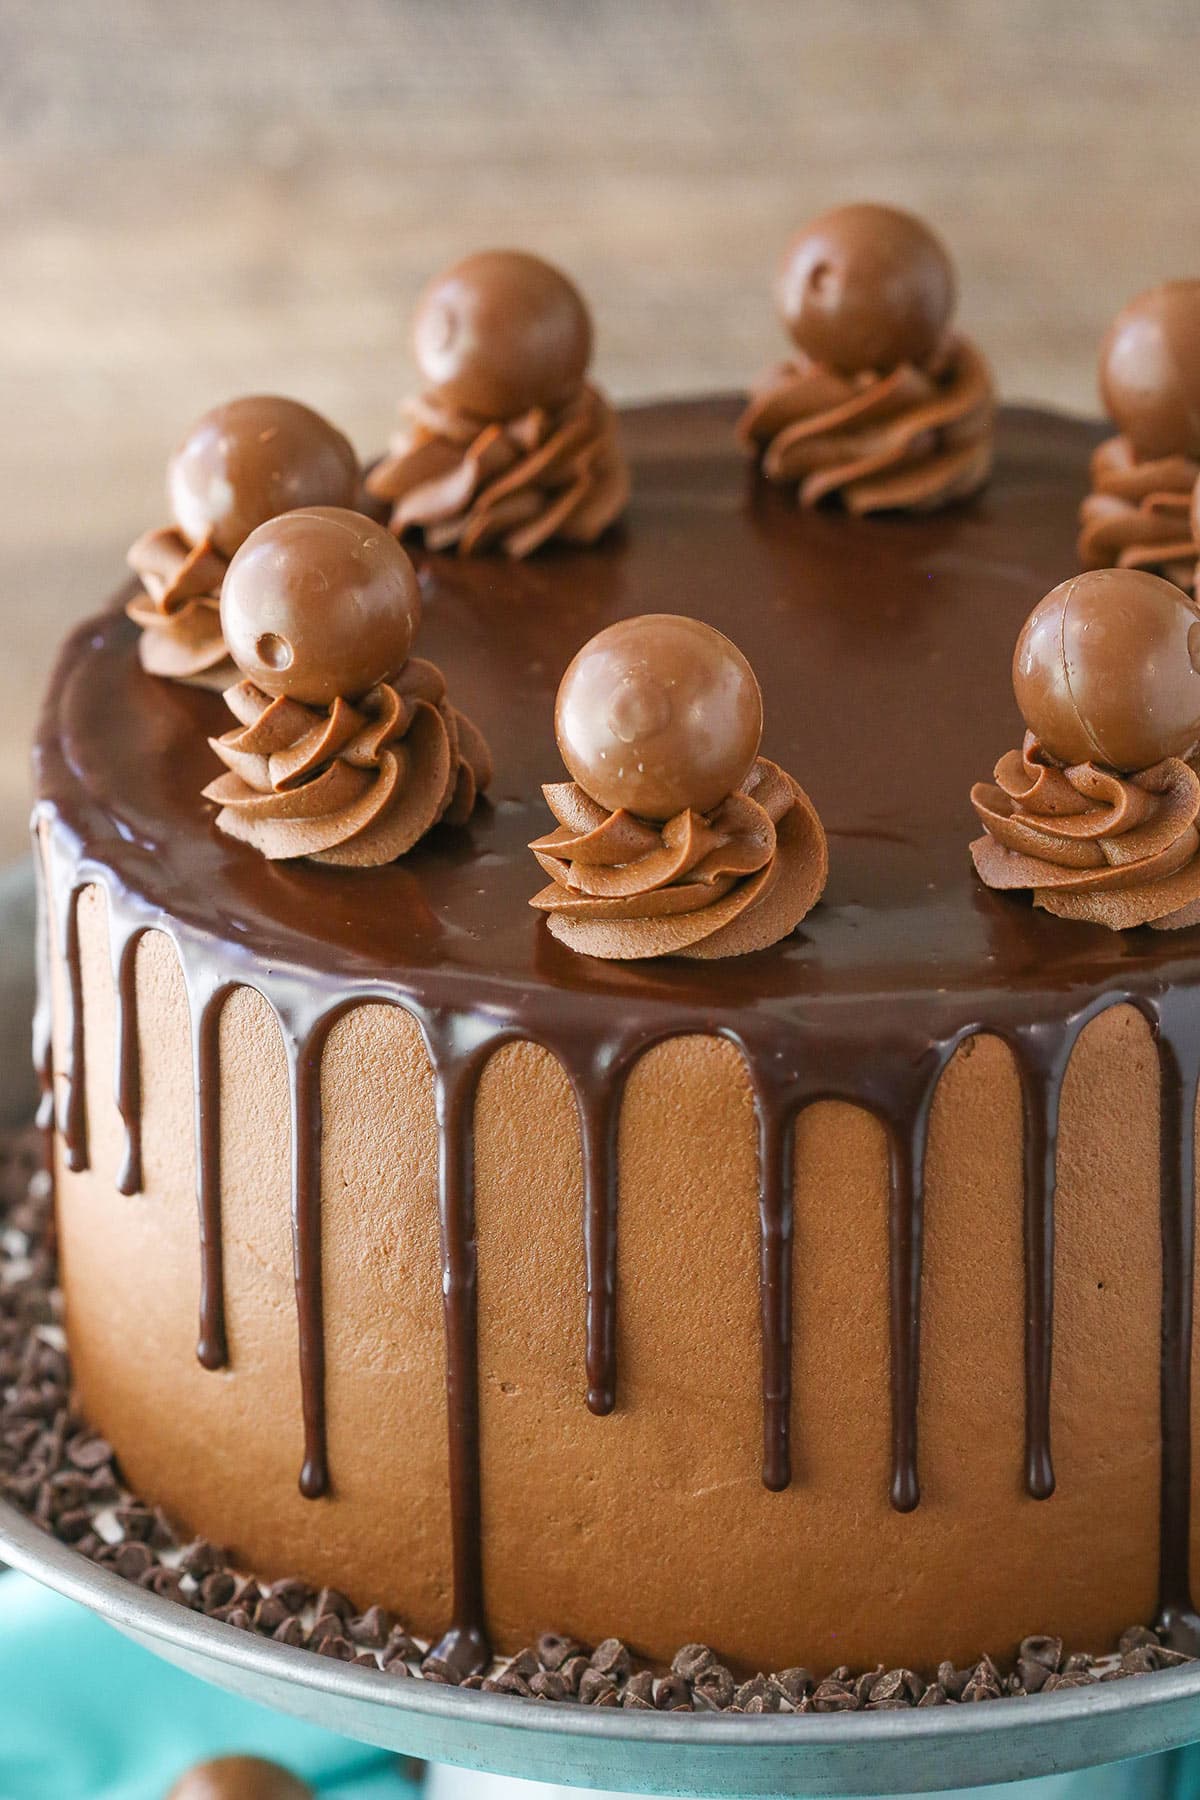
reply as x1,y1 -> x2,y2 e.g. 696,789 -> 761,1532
775,202 -> 956,376
1099,281 -> 1200,461
165,1754 -> 312,1800
221,507 -> 421,706
168,396 -> 359,560
413,249 -> 592,419
1013,568 -> 1200,772
555,614 -> 763,822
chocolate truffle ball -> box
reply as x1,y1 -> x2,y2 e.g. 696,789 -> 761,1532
555,614 -> 763,822
413,250 -> 593,420
1013,568 -> 1200,772
165,1754 -> 312,1800
775,202 -> 956,376
221,507 -> 421,706
168,396 -> 359,560
1099,282 -> 1200,462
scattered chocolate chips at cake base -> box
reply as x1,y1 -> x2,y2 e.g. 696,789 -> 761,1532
0,1125 -> 1190,1714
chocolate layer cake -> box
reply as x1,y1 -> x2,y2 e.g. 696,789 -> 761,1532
32,397 -> 1200,1678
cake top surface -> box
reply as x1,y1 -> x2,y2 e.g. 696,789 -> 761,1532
38,397 -> 1200,1064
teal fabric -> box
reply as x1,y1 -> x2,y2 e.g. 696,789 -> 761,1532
0,1572 -> 414,1800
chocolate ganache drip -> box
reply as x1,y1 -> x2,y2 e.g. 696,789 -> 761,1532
366,250 -> 629,558
972,570 -> 1200,930
1078,283 -> 1200,591
530,615 -> 827,959
203,508 -> 490,866
127,396 -> 360,690
737,203 -> 994,514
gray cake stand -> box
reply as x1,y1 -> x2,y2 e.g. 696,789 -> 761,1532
2,855 -> 1199,1798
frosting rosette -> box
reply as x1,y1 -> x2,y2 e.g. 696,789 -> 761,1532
970,732 -> 1200,931
1077,435 -> 1199,591
736,335 -> 994,514
126,528 -> 235,689
530,756 -> 827,960
365,383 -> 629,559
203,657 -> 491,867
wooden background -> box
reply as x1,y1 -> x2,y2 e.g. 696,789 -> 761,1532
2,0 -> 1199,858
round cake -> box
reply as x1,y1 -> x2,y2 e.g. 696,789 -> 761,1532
32,397 -> 1200,1677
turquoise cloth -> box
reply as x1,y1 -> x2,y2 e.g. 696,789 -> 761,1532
0,1572 -> 414,1800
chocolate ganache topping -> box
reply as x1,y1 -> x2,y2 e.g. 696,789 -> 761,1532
530,614 -> 827,958
736,203 -> 994,514
971,568 -> 1200,930
1078,283 -> 1200,590
203,508 -> 491,865
365,250 -> 629,558
127,396 -> 360,690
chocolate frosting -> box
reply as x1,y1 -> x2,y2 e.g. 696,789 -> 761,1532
736,335 -> 994,513
125,528 -> 234,690
204,658 -> 491,866
972,733 -> 1200,930
1078,436 -> 1199,590
530,756 -> 827,959
127,398 -> 360,689
366,382 -> 629,559
367,249 -> 627,558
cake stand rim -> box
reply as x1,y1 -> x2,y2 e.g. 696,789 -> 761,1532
5,1493 -> 1200,1774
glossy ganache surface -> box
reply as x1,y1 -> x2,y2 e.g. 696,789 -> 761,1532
35,398 -> 1200,1665
47,398 -> 1200,1015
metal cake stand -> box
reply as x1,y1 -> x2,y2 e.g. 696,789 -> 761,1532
2,855 -> 1199,1797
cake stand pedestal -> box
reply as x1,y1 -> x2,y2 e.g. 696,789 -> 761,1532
0,859 -> 1196,1797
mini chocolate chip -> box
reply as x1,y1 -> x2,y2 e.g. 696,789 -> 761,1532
529,1670 -> 569,1701
222,1606 -> 254,1633
621,1670 -> 655,1709
199,1571 -> 236,1610
315,1634 -> 354,1660
381,1647 -> 412,1676
65,1435 -> 112,1472
536,1632 -> 582,1671
870,1668 -> 923,1705
917,1684 -> 949,1706
590,1638 -> 632,1681
503,1648 -> 541,1682
1118,1626 -> 1160,1656
735,1674 -> 780,1713
347,1605 -> 395,1648
114,1502 -> 154,1541
578,1670 -> 619,1706
654,1674 -> 692,1711
55,1506 -> 92,1542
273,1617 -> 307,1648
812,1679 -> 860,1712
254,1596 -> 291,1633
179,1539 -> 223,1579
308,1612 -> 349,1647
315,1586 -> 354,1621
420,1655 -> 462,1685
1154,1646 -> 1195,1669
385,1628 -> 422,1662
353,1651 -> 379,1669
267,1577 -> 311,1613
693,1663 -> 736,1709
1043,1670 -> 1096,1691
854,1664 -> 884,1704
483,1672 -> 532,1697
671,1643 -> 716,1681
771,1668 -> 814,1705
558,1655 -> 590,1695
112,1541 -> 154,1580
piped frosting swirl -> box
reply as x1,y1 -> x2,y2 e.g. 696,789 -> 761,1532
203,657 -> 491,867
126,529 -> 234,689
531,755 -> 827,959
971,732 -> 1200,930
737,335 -> 994,514
1078,436 -> 1199,591
366,383 -> 629,558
